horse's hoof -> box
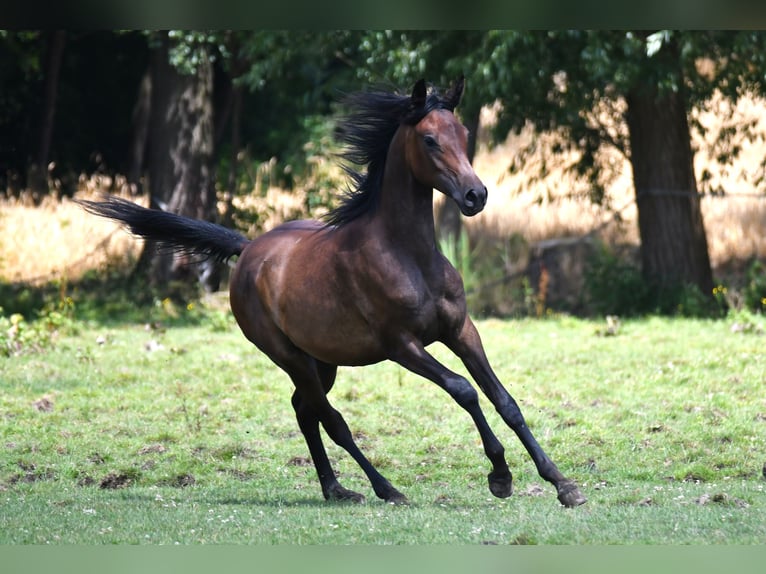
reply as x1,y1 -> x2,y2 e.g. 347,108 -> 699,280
326,485 -> 366,504
385,490 -> 409,505
557,481 -> 587,508
487,470 -> 513,498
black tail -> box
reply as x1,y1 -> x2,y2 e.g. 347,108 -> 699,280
78,196 -> 249,263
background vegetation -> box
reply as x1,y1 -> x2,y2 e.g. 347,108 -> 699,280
2,31 -> 766,545
3,30 -> 766,313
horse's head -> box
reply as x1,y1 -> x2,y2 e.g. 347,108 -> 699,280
405,77 -> 488,217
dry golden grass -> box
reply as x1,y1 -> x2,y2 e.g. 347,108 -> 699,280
468,130 -> 766,270
469,125 -> 639,247
0,186 -> 144,285
466,93 -> 766,272
3,95 -> 766,285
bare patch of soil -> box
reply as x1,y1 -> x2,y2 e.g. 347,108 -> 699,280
287,456 -> 312,467
99,472 -> 134,490
159,473 -> 196,488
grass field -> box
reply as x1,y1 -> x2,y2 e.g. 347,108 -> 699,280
1,308 -> 765,544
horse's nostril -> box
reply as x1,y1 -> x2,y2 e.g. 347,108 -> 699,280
465,189 -> 478,206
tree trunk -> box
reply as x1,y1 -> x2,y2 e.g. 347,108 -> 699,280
210,61 -> 243,227
625,65 -> 714,308
127,68 -> 152,195
225,85 -> 243,200
27,30 -> 66,201
140,32 -> 220,293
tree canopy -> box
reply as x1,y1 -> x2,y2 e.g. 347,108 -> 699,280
3,30 -> 766,308
3,30 -> 765,195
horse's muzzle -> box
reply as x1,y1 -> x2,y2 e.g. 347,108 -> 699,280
459,186 -> 488,216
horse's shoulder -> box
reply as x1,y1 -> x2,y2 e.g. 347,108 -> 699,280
435,253 -> 466,295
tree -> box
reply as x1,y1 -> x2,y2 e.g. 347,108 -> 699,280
0,31 -> 44,196
132,31 -> 219,292
380,30 -> 766,309
27,30 -> 66,200
623,33 -> 712,302
0,31 -> 64,199
0,31 -> 149,198
130,31 -> 360,292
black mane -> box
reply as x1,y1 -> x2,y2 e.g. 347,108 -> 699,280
324,83 -> 456,227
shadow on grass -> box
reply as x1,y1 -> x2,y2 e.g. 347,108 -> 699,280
102,482 -> 545,512
108,488 -> 383,509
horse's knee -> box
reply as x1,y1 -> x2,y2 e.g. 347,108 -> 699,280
495,395 -> 527,429
445,375 -> 480,408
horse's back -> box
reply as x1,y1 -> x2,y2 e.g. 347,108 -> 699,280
268,219 -> 327,233
230,217 -> 329,305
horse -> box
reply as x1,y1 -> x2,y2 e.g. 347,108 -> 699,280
79,77 -> 586,508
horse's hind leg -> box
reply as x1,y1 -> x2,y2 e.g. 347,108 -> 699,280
231,289 -> 405,503
275,347 -> 406,504
290,362 -> 366,503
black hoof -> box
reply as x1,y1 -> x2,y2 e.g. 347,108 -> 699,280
325,484 -> 366,504
557,481 -> 587,508
488,470 -> 513,498
385,490 -> 409,505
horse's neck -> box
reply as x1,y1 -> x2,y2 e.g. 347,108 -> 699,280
374,140 -> 438,257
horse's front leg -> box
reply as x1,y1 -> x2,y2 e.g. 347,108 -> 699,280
448,318 -> 587,508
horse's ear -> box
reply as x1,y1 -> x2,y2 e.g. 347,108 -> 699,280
445,75 -> 465,111
411,79 -> 427,109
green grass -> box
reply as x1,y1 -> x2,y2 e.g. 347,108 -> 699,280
1,311 -> 765,544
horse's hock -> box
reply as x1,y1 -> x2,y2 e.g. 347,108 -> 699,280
526,236 -> 596,314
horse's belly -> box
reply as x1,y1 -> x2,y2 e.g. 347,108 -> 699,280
281,307 -> 388,366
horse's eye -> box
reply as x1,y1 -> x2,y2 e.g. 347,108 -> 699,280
423,135 -> 439,149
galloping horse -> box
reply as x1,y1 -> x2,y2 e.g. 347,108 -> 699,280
80,77 -> 586,508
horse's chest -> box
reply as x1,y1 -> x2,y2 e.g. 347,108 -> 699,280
383,269 -> 456,333
340,250 -> 464,345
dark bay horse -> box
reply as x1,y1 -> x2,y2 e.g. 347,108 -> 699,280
80,77 -> 586,508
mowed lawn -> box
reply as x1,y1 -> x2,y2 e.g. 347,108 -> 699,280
1,312 -> 764,544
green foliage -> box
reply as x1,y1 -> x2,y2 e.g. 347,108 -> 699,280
438,231 -> 529,318
584,243 -> 650,317
439,231 -> 478,298
358,30 -> 766,205
669,283 -> 715,318
5,30 -> 766,200
743,259 -> 766,313
0,296 -> 76,357
164,31 -> 222,75
585,243 -> 719,318
288,114 -> 345,214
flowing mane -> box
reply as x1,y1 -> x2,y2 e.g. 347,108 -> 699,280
324,83 -> 457,227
